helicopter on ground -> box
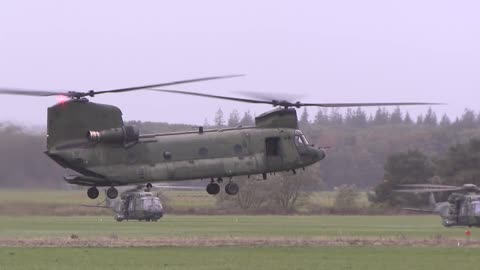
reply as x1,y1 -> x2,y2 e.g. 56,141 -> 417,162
84,184 -> 201,221
0,75 -> 438,199
396,184 -> 480,227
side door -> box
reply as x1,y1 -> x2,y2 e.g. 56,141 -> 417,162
265,137 -> 283,172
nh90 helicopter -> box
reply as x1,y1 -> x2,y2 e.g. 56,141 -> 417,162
396,184 -> 480,227
84,187 -> 164,222
84,184 -> 202,222
0,75 -> 438,200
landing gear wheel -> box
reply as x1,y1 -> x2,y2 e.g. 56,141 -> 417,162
225,182 -> 239,195
206,183 -> 220,195
106,187 -> 119,199
217,177 -> 224,184
87,187 -> 99,199
146,183 -> 153,191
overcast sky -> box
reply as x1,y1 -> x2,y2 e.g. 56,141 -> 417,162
0,1 -> 478,126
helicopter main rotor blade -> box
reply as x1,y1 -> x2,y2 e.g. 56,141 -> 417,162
150,89 -> 273,105
300,102 -> 444,107
0,75 -> 244,99
0,88 -> 71,97
234,91 -> 303,104
151,184 -> 204,190
394,188 -> 463,193
397,184 -> 459,189
150,88 -> 442,108
93,75 -> 244,96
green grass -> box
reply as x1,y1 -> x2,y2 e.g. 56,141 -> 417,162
0,215 -> 476,240
1,215 -> 478,269
0,190 -> 87,205
0,247 -> 478,270
0,189 -> 217,210
0,189 -> 371,211
309,191 -> 370,207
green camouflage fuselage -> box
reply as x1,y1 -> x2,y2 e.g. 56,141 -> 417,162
45,100 -> 325,187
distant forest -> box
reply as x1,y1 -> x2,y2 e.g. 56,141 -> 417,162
1,107 -> 479,189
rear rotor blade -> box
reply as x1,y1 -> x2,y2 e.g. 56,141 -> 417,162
93,75 -> 244,96
0,75 -> 244,99
0,88 -> 70,97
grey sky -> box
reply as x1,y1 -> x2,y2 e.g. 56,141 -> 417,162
0,0 -> 478,126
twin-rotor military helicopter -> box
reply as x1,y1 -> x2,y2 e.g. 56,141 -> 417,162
0,75 -> 437,200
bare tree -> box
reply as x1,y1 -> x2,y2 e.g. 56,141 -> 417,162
217,176 -> 269,211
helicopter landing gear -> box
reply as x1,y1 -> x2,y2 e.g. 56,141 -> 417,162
106,186 -> 119,199
87,187 -> 99,199
206,181 -> 220,195
146,183 -> 153,190
225,182 -> 239,196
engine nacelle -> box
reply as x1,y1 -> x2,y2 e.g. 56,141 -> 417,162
87,126 -> 139,144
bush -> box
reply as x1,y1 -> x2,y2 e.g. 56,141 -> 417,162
334,185 -> 360,210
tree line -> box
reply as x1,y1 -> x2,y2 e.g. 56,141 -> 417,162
370,138 -> 480,207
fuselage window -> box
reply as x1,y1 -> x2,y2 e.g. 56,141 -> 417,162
265,137 -> 281,156
473,201 -> 480,215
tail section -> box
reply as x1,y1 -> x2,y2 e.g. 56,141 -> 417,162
47,99 -> 124,150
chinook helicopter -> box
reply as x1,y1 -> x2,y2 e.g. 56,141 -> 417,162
396,184 -> 480,227
0,75 -> 437,199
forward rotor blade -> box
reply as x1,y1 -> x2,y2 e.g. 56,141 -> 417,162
93,74 -> 244,96
300,102 -> 444,107
235,91 -> 302,104
0,88 -> 69,97
149,89 -> 442,108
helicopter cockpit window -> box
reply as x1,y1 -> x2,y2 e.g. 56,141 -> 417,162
294,130 -> 309,145
473,201 -> 480,215
294,130 -> 308,151
143,198 -> 154,208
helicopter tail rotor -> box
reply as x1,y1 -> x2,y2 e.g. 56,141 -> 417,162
394,183 -> 480,193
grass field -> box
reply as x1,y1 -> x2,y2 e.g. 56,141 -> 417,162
1,191 -> 479,269
0,215 -> 477,241
0,189 -> 370,215
1,247 -> 479,270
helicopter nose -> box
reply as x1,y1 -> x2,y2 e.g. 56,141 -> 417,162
314,147 -> 327,162
301,147 -> 327,166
